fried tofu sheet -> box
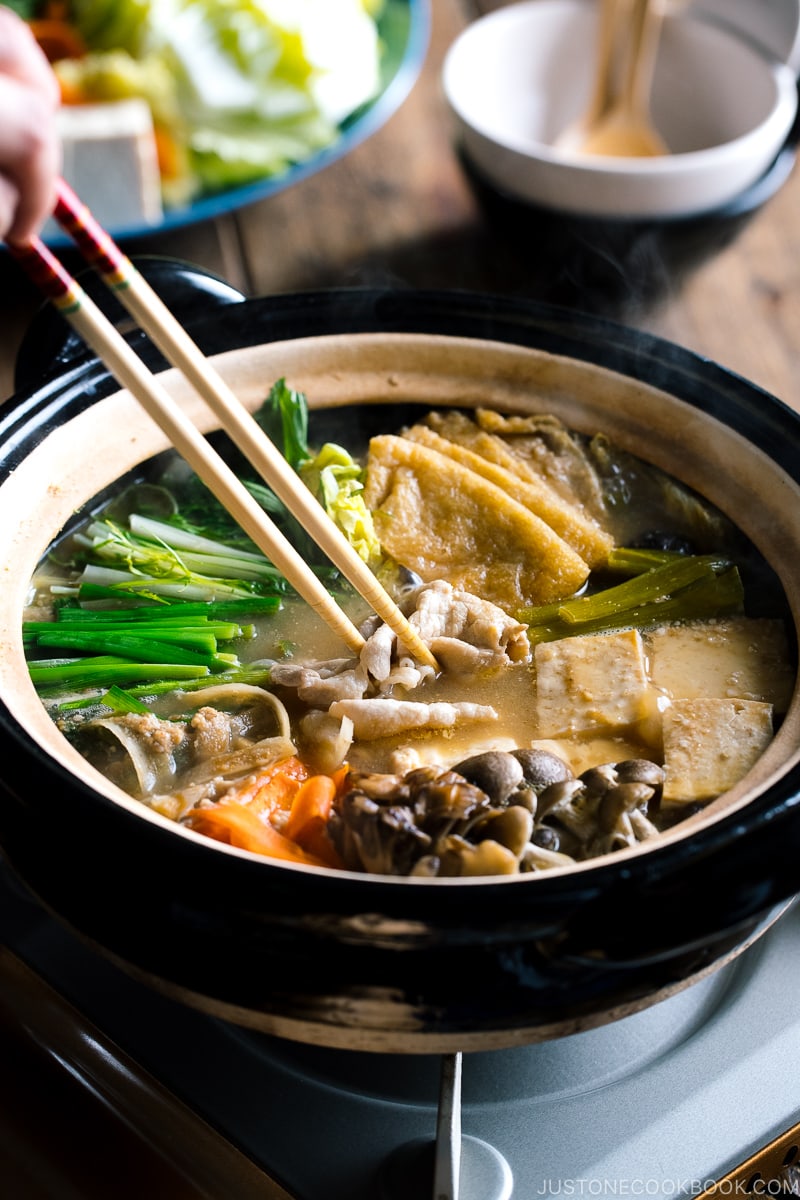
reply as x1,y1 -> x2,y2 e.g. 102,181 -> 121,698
405,423 -> 613,568
364,434 -> 592,610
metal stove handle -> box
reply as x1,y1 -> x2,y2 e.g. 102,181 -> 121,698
434,1053 -> 462,1200
378,1053 -> 513,1200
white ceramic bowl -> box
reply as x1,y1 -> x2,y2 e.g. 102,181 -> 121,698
442,0 -> 799,220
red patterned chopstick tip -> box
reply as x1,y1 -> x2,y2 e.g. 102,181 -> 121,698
8,238 -> 82,313
54,177 -> 131,288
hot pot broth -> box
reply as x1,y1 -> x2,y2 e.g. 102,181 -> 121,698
24,391 -> 795,878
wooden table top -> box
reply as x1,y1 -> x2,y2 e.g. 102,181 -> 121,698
2,0 -> 800,411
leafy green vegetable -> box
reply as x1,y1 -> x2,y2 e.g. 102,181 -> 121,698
29,657 -> 212,690
101,685 -> 153,715
156,473 -> 280,546
65,515 -> 299,600
603,547 -> 684,575
255,377 -> 311,471
300,442 -> 382,566
69,0 -> 152,53
68,592 -> 280,619
556,555 -> 735,626
518,554 -> 744,644
30,628 -> 236,671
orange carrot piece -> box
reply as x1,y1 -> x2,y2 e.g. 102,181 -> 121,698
283,774 -> 337,842
284,771 -> 350,870
58,77 -> 87,105
331,763 -> 351,795
185,801 -> 328,867
153,124 -> 183,181
222,756 -> 309,817
295,820 -> 345,870
282,774 -> 344,868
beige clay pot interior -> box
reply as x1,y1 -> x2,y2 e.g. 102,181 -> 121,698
2,331 -> 799,881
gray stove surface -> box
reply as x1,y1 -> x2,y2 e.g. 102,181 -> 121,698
2,863 -> 799,1200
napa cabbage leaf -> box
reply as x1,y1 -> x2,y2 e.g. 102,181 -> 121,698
58,0 -> 383,201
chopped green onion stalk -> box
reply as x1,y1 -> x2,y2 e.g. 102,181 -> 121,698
519,556 -> 743,644
31,658 -> 211,691
101,685 -> 152,715
604,547 -> 684,575
32,629 -> 237,671
556,555 -> 733,626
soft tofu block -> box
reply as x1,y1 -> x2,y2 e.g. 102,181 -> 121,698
662,697 -> 773,805
534,629 -> 650,737
53,99 -> 163,233
645,617 -> 794,712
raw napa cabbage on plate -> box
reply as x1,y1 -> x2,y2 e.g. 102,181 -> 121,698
42,0 -> 428,235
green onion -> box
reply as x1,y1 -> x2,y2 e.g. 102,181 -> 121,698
30,658 -> 211,690
82,517 -> 284,584
520,554 -> 743,643
72,590 -> 281,618
101,685 -> 152,715
43,664 -> 274,716
31,629 -> 237,670
25,620 -> 244,644
555,555 -> 733,626
125,663 -> 273,697
75,565 -> 276,602
603,547 -> 684,575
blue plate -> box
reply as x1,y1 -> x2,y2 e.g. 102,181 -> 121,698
47,0 -> 431,247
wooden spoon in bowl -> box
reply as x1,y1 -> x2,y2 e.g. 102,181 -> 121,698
558,0 -> 668,158
580,0 -> 667,157
555,0 -> 626,152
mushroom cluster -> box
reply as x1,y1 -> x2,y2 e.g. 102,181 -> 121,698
328,750 -> 666,877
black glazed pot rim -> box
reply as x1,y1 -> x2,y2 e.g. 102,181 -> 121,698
2,283 -> 800,926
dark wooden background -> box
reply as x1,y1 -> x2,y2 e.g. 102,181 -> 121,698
2,0 -> 800,407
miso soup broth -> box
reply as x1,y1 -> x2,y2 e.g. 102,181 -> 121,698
24,396 -> 796,878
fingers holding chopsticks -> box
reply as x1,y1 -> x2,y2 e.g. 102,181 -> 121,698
0,7 -> 61,245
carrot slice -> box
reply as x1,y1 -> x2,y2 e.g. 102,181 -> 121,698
222,756 -> 309,817
283,773 -> 345,869
186,759 -> 349,869
153,124 -> 183,181
185,801 -> 328,867
284,774 -> 337,842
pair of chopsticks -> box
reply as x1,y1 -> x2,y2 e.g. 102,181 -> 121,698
8,180 -> 437,669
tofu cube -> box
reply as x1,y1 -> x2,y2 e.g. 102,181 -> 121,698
534,629 -> 651,738
645,618 -> 794,713
50,99 -> 163,234
662,697 -> 773,805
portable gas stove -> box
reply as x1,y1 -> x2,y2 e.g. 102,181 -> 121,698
1,858 -> 798,1200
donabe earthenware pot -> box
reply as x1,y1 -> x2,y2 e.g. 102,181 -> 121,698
1,273 -> 799,1053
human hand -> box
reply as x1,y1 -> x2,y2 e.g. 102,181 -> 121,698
0,6 -> 60,244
